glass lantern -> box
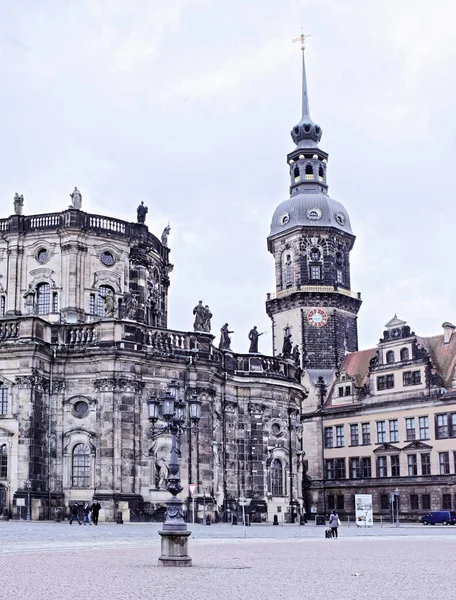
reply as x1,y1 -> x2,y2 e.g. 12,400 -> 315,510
188,394 -> 202,422
147,395 -> 160,422
161,391 -> 175,418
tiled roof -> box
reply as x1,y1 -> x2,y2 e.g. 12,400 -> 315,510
417,334 -> 456,389
339,347 -> 377,388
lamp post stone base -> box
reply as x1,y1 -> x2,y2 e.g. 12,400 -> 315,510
158,530 -> 192,567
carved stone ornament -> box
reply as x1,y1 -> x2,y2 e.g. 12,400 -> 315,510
248,402 -> 266,415
93,378 -> 144,393
15,374 -> 49,391
52,379 -> 67,393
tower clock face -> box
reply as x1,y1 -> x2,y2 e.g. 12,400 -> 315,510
307,308 -> 328,327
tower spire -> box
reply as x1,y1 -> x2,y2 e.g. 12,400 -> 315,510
291,33 -> 322,147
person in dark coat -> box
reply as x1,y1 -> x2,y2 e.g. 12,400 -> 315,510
91,500 -> 101,525
82,502 -> 91,525
69,503 -> 82,525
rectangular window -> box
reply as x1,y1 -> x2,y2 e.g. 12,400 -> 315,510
361,457 -> 372,478
412,371 -> 421,384
0,296 -> 5,317
389,419 -> 399,443
410,494 -> 419,510
419,416 -> 430,440
338,387 -> 344,397
345,385 -> 351,396
335,458 -> 346,479
350,424 -> 359,446
436,414 -> 449,439
391,455 -> 400,477
376,421 -> 386,444
89,294 -> 96,316
350,457 -> 360,479
442,494 -> 452,509
421,453 -> 431,476
439,452 -> 450,475
0,446 -> 7,478
327,494 -> 335,510
422,494 -> 431,510
0,385 -> 8,416
310,265 -> 321,280
386,374 -> 394,389
336,495 -> 344,510
362,423 -> 371,445
377,456 -> 387,477
380,494 -> 389,510
324,427 -> 333,449
337,270 -> 343,284
325,459 -> 334,480
405,417 -> 416,441
377,376 -> 386,391
335,425 -> 344,448
407,454 -> 417,476
52,292 -> 58,313
403,371 -> 412,386
450,413 -> 456,438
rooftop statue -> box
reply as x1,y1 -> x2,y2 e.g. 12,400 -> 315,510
219,323 -> 234,351
13,193 -> 24,216
137,201 -> 148,224
161,224 -> 171,247
193,300 -> 212,333
70,187 -> 82,210
248,326 -> 264,354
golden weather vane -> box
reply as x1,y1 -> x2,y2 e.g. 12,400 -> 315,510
292,32 -> 311,50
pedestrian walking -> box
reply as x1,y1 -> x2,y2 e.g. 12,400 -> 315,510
69,503 -> 82,525
91,499 -> 101,525
328,510 -> 340,538
82,502 -> 92,525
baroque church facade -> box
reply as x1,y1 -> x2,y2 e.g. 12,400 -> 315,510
1,40 -> 455,522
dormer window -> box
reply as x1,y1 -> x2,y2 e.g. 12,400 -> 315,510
386,350 -> 395,364
400,347 -> 409,361
305,164 -> 314,180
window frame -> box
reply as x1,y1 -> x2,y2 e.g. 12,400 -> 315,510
376,421 -> 386,444
71,443 -> 91,488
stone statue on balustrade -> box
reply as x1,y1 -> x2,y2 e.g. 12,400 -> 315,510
137,201 -> 148,224
120,291 -> 137,320
101,289 -> 115,318
70,187 -> 82,210
248,326 -> 264,354
292,344 -> 300,366
23,284 -> 35,315
193,301 -> 212,333
13,193 -> 24,216
219,323 -> 234,351
161,224 -> 171,247
282,332 -> 292,359
155,458 -> 169,490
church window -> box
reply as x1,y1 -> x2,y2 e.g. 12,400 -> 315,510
318,166 -> 324,181
89,294 -> 95,316
0,296 -> 5,317
271,459 -> 284,496
400,347 -> 409,361
0,384 -> 8,416
293,167 -> 301,182
310,248 -> 320,261
310,265 -> 321,280
386,350 -> 395,364
71,443 -> 91,488
97,285 -> 114,316
52,293 -> 58,313
36,283 -> 50,315
305,164 -> 314,180
0,445 -> 6,478
36,248 -> 49,264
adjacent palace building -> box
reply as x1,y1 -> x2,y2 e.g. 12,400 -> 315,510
1,39 -> 455,522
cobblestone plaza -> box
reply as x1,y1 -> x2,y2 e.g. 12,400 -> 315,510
1,522 -> 454,599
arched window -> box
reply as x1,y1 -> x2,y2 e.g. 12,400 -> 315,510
97,285 -> 114,316
284,254 -> 293,288
271,458 -> 284,496
318,166 -> 324,181
386,350 -> 395,364
305,164 -> 314,180
71,443 -> 90,488
0,384 -> 8,416
0,445 -> 7,479
293,167 -> 301,182
36,283 -> 50,315
400,347 -> 409,361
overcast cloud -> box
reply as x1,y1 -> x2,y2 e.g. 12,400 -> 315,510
1,0 -> 455,353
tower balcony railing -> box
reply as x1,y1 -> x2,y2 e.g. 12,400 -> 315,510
267,285 -> 361,300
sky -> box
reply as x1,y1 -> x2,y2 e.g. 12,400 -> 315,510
0,0 -> 455,354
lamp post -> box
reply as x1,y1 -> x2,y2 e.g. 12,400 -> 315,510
147,381 -> 202,567
394,488 -> 400,527
26,479 -> 32,521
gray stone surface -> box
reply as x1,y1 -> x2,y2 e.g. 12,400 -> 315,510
1,522 -> 455,599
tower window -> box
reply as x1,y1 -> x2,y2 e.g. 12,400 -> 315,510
310,248 -> 320,261
336,270 -> 344,284
36,283 -> 51,315
271,458 -> 284,496
89,294 -> 95,316
0,296 -> 5,318
52,293 -> 58,313
293,167 -> 301,182
318,166 -> 324,181
310,265 -> 321,280
284,254 -> 293,287
97,285 -> 114,316
305,164 -> 314,180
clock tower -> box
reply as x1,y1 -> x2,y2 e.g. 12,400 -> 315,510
266,36 -> 362,370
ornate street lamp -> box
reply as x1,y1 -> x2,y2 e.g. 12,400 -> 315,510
148,381 -> 202,567
26,479 -> 32,521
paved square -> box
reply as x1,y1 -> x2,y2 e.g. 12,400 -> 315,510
1,523 -> 454,599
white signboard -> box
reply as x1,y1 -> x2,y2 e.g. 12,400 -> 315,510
355,494 -> 373,527
16,498 -> 25,507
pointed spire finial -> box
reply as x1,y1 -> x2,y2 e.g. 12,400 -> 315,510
293,32 -> 312,119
